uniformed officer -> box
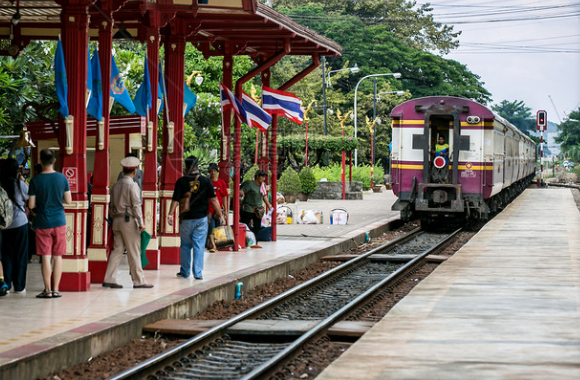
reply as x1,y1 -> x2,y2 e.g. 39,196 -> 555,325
103,156 -> 153,289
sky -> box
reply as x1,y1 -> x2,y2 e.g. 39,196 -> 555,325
424,0 -> 580,124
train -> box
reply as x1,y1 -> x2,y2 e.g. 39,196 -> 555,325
389,96 -> 536,226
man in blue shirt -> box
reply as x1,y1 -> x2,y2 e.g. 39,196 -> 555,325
29,149 -> 71,298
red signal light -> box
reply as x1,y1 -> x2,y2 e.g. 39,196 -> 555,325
537,110 -> 547,130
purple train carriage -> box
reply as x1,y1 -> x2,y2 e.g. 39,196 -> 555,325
389,96 -> 536,225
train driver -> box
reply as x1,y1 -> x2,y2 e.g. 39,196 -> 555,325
431,135 -> 450,183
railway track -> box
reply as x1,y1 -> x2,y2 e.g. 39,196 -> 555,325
108,227 -> 462,380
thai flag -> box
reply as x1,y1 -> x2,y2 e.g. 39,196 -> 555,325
261,86 -> 303,124
241,91 -> 272,132
220,82 -> 247,124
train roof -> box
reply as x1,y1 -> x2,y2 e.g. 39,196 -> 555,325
390,95 -> 534,143
390,96 -> 494,120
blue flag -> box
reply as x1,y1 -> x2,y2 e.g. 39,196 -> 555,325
157,62 -> 165,115
54,39 -> 68,118
86,49 -> 92,101
87,50 -> 102,121
134,57 -> 152,117
183,82 -> 197,116
157,79 -> 164,115
110,56 -> 135,114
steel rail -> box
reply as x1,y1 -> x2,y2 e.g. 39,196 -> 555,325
240,227 -> 462,379
108,226 -> 459,380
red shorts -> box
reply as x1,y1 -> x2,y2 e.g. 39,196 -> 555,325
36,226 -> 67,256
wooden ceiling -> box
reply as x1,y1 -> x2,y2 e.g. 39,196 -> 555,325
0,0 -> 341,58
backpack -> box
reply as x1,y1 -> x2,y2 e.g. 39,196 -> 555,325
0,186 -> 13,229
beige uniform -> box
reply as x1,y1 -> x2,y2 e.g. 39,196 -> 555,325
104,175 -> 147,286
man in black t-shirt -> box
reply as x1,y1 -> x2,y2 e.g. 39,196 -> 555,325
168,156 -> 224,280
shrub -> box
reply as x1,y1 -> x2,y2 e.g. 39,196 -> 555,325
299,167 -> 318,195
278,167 -> 301,196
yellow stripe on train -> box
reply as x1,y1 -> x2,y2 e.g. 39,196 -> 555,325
392,164 -> 494,170
391,120 -> 493,127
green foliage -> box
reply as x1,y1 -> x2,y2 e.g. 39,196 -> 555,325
492,100 -> 536,134
372,165 -> 385,186
243,164 -> 259,182
279,135 -> 359,152
299,167 -> 318,194
274,0 -> 460,54
183,147 -> 216,173
278,166 -> 301,196
556,108 -> 580,155
308,163 -> 384,190
269,2 -> 490,166
0,41 -> 57,151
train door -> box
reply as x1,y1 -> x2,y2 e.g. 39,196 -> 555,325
428,115 -> 453,184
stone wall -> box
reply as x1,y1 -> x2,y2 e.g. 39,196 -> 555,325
310,181 -> 363,200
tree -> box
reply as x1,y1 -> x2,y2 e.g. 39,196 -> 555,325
0,41 -> 57,152
555,108 -> 580,155
274,0 -> 460,54
491,100 -> 536,135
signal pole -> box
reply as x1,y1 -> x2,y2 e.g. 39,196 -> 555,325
536,110 -> 547,187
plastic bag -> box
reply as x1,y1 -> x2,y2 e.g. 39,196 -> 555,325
246,230 -> 257,247
298,209 -> 322,224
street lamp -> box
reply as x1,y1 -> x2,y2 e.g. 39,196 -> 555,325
354,72 -> 401,167
376,91 -> 405,102
322,57 -> 359,165
326,64 -> 359,86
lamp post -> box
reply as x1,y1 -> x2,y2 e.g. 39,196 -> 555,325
354,72 -> 401,167
322,58 -> 359,165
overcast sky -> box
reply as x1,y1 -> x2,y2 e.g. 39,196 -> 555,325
425,0 -> 580,124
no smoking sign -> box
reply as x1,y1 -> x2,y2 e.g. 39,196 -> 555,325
63,167 -> 78,193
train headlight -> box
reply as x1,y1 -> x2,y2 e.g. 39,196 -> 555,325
466,116 -> 481,124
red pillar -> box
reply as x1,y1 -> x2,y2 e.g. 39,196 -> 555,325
159,18 -> 187,264
87,14 -> 113,283
270,116 -> 279,241
141,17 -> 162,269
59,2 -> 90,291
219,52 -> 233,187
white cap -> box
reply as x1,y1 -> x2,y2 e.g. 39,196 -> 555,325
120,156 -> 140,169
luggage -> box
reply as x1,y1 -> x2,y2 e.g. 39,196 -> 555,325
213,225 -> 234,249
330,208 -> 349,225
276,205 -> 293,224
297,209 -> 323,224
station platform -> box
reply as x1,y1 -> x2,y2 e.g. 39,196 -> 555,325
0,190 -> 401,380
318,188 -> 580,380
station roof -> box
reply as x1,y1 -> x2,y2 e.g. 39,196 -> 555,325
0,0 -> 341,58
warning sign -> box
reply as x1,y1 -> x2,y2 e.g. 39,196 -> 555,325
63,167 -> 78,193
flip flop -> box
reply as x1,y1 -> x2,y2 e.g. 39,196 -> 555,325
51,291 -> 62,298
36,290 -> 52,299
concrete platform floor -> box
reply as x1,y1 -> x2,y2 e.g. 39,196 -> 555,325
318,188 -> 580,380
0,190 -> 400,380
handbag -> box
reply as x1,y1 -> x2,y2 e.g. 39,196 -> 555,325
213,225 -> 234,249
253,205 -> 266,219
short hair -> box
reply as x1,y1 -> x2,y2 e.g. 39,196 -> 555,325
255,169 -> 268,179
185,156 -> 199,174
40,149 -> 55,166
123,167 -> 136,175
